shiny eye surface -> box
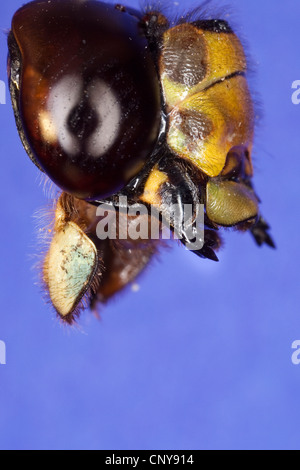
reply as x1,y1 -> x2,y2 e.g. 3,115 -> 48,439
8,0 -> 161,200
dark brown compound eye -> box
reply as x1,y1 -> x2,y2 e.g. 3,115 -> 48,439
8,0 -> 161,200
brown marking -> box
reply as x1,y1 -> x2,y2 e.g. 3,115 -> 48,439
177,108 -> 213,142
162,24 -> 207,87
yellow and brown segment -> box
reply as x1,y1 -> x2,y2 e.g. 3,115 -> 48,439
140,165 -> 168,207
160,22 -> 254,178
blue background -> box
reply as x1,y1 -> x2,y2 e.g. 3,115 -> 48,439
0,0 -> 299,450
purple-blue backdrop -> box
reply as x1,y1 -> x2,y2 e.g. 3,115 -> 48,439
0,0 -> 299,450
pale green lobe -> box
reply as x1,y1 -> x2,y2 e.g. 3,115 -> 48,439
206,180 -> 258,226
45,222 -> 98,318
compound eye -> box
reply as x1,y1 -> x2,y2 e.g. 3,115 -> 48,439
8,0 -> 161,200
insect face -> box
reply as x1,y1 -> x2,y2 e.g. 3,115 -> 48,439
7,0 -> 275,323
